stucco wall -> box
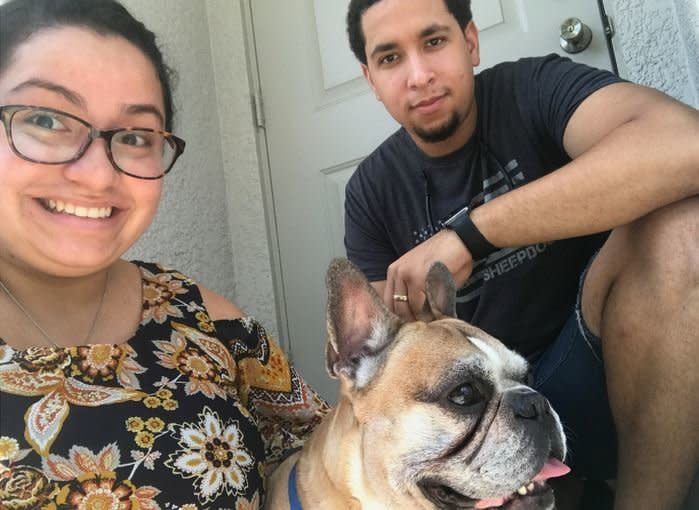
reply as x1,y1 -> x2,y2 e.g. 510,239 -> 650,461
120,0 -> 279,336
609,0 -> 699,107
205,0 -> 279,337
122,0 -> 236,298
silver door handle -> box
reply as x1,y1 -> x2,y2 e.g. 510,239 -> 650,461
560,17 -> 593,53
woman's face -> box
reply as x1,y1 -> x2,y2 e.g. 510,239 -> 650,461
0,26 -> 166,277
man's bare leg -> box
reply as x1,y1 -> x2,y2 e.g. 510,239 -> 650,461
582,197 -> 699,510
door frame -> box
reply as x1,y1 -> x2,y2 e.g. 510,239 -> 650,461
240,0 -> 294,357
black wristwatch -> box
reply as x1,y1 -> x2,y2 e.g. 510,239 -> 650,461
440,205 -> 498,261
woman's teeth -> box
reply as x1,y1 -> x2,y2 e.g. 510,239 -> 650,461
44,199 -> 113,219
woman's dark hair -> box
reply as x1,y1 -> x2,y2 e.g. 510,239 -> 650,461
347,0 -> 472,65
0,0 -> 176,130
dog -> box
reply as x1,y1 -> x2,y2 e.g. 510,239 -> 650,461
265,259 -> 570,509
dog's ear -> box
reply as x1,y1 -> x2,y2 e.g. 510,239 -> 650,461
325,258 -> 401,389
417,262 -> 457,321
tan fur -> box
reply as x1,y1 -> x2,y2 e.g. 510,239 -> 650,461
265,260 -> 563,509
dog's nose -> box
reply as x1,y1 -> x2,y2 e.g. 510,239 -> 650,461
506,387 -> 549,420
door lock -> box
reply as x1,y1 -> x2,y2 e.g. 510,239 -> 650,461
559,17 -> 593,54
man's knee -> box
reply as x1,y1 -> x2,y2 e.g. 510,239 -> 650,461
581,196 -> 699,334
625,196 -> 699,269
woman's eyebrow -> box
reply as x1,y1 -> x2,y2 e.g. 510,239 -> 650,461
10,78 -> 85,106
124,104 -> 165,126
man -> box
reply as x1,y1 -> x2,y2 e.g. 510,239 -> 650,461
343,0 -> 699,509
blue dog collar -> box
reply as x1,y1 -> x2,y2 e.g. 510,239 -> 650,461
288,462 -> 303,509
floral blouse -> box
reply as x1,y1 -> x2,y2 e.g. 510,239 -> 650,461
0,262 -> 329,509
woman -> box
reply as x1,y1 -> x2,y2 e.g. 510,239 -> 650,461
0,1 -> 328,508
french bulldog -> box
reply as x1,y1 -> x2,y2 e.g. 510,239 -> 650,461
265,259 -> 570,509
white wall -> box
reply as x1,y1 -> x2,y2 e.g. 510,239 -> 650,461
122,0 -> 237,302
205,0 -> 279,336
608,0 -> 699,107
120,0 -> 279,337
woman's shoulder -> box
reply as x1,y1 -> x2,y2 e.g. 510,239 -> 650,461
130,260 -> 244,322
198,285 -> 244,321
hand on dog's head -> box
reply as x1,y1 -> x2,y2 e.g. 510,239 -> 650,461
322,259 -> 569,510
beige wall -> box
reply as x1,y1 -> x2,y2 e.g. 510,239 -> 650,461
122,0 -> 279,337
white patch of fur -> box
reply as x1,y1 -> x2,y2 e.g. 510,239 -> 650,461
354,318 -> 391,388
367,317 -> 389,349
355,355 -> 382,388
549,405 -> 568,460
467,335 -> 504,374
468,335 -> 529,387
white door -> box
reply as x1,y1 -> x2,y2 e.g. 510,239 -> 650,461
250,0 -> 613,400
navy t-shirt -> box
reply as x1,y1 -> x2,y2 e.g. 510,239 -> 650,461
345,54 -> 623,355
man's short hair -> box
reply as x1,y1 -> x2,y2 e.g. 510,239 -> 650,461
347,0 -> 473,65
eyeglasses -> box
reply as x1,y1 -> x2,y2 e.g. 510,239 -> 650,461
0,105 -> 186,180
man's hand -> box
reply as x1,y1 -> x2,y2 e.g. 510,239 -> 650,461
382,229 -> 474,320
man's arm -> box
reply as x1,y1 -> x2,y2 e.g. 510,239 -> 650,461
387,82 -> 699,318
472,82 -> 699,246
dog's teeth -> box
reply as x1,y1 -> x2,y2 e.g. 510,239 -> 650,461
527,483 -> 535,492
517,485 -> 528,495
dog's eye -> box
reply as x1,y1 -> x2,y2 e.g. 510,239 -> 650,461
447,383 -> 482,407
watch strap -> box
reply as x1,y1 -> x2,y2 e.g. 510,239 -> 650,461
441,207 -> 497,261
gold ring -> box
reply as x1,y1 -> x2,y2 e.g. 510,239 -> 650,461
393,294 -> 408,302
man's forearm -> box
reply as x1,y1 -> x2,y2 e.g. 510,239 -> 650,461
471,88 -> 699,248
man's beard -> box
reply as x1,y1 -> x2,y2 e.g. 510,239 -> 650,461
413,111 -> 463,144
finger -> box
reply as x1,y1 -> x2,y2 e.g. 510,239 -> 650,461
406,282 -> 426,320
392,278 -> 415,321
383,266 -> 397,313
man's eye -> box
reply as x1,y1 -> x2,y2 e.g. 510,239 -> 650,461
379,54 -> 398,66
426,37 -> 445,48
26,114 -> 66,131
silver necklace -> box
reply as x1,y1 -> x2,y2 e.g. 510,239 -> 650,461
0,270 -> 109,348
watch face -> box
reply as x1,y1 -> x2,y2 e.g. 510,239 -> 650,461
445,205 -> 470,226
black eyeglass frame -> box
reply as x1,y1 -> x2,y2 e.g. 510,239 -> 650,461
0,104 -> 186,180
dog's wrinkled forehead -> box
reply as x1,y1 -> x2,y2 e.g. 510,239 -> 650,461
396,319 -> 530,387
463,329 -> 529,381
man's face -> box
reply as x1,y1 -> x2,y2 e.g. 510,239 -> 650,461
360,0 -> 480,156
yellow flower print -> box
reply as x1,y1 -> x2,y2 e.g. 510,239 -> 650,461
198,320 -> 215,333
140,267 -> 189,324
54,471 -> 160,509
135,431 -> 155,449
195,311 -> 210,323
180,505 -> 198,510
69,343 -> 146,388
155,388 -> 172,399
162,399 -> 179,411
126,417 -> 145,432
145,417 -> 165,433
0,346 -> 144,456
143,396 -> 161,409
0,436 -> 19,461
166,407 -> 253,504
0,465 -> 55,508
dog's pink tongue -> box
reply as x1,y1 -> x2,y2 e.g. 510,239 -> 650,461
474,459 -> 571,509
533,458 -> 571,481
475,496 -> 507,509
